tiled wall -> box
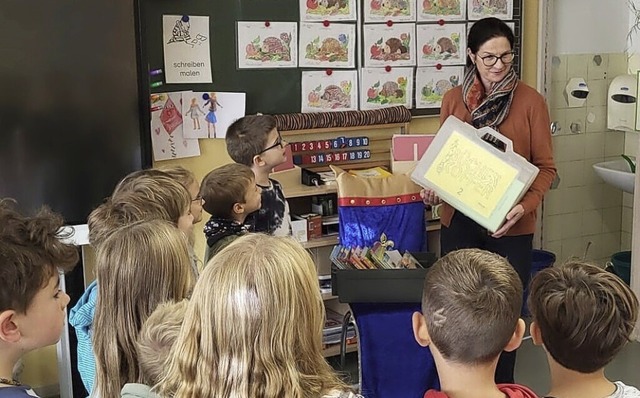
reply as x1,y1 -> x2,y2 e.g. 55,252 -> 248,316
543,53 -> 631,265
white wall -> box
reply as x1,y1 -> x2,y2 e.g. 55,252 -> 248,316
552,0 -> 629,55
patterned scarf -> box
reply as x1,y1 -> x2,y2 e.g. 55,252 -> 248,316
462,64 -> 518,129
203,217 -> 248,247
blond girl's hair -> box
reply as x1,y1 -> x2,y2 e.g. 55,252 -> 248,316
156,165 -> 197,192
158,234 -> 348,398
93,220 -> 194,398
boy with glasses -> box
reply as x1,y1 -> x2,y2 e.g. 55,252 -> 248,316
225,115 -> 291,236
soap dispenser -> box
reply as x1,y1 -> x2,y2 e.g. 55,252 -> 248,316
607,74 -> 637,131
565,78 -> 589,107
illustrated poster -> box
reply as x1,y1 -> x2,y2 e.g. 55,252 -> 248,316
360,67 -> 414,110
237,22 -> 298,69
300,0 -> 357,21
415,66 -> 464,108
301,70 -> 358,112
162,15 -> 212,84
418,0 -> 466,21
150,92 -> 201,161
299,23 -> 357,68
181,92 -> 246,139
417,23 -> 466,66
364,23 -> 416,67
364,0 -> 417,22
467,0 -> 513,20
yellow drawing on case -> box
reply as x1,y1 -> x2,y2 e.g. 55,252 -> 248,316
424,131 -> 518,218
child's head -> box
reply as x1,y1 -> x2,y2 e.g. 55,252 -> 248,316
156,165 -> 203,224
112,168 -> 169,196
528,261 -> 639,374
225,115 -> 286,169
159,234 -> 347,397
93,220 -> 194,398
88,174 -> 192,247
200,163 -> 261,221
137,300 -> 187,387
413,248 -> 524,365
0,199 -> 78,354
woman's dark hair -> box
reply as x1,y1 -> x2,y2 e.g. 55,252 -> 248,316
467,17 -> 515,67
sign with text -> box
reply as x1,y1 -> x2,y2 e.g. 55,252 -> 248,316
162,15 -> 212,84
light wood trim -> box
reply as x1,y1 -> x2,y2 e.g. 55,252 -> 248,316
323,342 -> 358,357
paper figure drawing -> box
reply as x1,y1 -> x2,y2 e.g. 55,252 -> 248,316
168,15 -> 191,43
150,92 -> 201,161
202,92 -> 223,138
301,0 -> 356,21
468,0 -> 512,20
185,97 -> 206,130
301,70 -> 358,112
415,66 -> 463,108
364,24 -> 416,67
299,23 -> 356,68
365,0 -> 416,22
360,67 -> 413,110
417,23 -> 466,66
419,0 -> 465,21
238,22 -> 298,68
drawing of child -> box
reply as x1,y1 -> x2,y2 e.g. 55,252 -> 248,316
185,97 -> 205,130
203,92 -> 223,138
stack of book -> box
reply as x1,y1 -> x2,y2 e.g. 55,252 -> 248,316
330,242 -> 425,270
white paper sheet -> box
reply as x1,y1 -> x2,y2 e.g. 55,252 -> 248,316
162,15 -> 213,84
150,92 -> 201,161
182,91 -> 246,139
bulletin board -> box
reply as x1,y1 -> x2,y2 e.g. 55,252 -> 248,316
139,0 -> 523,116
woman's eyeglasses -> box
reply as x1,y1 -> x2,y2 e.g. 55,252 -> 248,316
479,51 -> 515,67
258,132 -> 285,154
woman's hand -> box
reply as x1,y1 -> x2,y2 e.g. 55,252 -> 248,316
491,204 -> 525,238
420,188 -> 442,206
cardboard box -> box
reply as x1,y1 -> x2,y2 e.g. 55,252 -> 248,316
411,116 -> 539,233
300,213 -> 323,240
291,218 -> 308,243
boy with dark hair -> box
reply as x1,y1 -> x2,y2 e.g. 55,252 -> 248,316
201,163 -> 262,261
225,114 -> 291,236
412,248 -> 536,398
0,199 -> 78,397
529,261 -> 640,398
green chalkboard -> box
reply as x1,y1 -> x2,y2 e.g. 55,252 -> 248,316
141,0 -> 304,114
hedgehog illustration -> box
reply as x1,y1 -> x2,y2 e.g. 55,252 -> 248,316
381,0 -> 408,10
480,0 -> 507,10
384,37 -> 408,55
321,85 -> 350,107
435,37 -> 457,54
380,81 -> 401,97
320,37 -> 342,54
262,37 -> 285,55
319,0 -> 349,9
434,79 -> 453,95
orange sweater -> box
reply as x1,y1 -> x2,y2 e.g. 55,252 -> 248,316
438,81 -> 557,236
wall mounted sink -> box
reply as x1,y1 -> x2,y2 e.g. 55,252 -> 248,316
592,159 -> 635,194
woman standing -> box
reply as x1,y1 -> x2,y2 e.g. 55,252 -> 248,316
421,17 -> 556,383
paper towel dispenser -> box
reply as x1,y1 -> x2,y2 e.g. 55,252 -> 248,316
607,74 -> 637,132
565,78 -> 589,107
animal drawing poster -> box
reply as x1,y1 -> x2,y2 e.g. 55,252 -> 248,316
415,66 -> 463,108
150,92 -> 201,161
301,70 -> 358,112
181,91 -> 246,139
467,0 -> 513,20
299,23 -> 356,68
300,0 -> 357,21
418,0 -> 466,21
364,0 -> 417,22
417,23 -> 466,66
237,22 -> 298,69
162,15 -> 212,84
360,67 -> 413,110
363,23 -> 416,67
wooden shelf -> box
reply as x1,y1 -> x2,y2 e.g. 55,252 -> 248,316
323,342 -> 358,357
426,220 -> 441,232
283,183 -> 337,199
281,122 -> 409,136
301,235 -> 339,249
